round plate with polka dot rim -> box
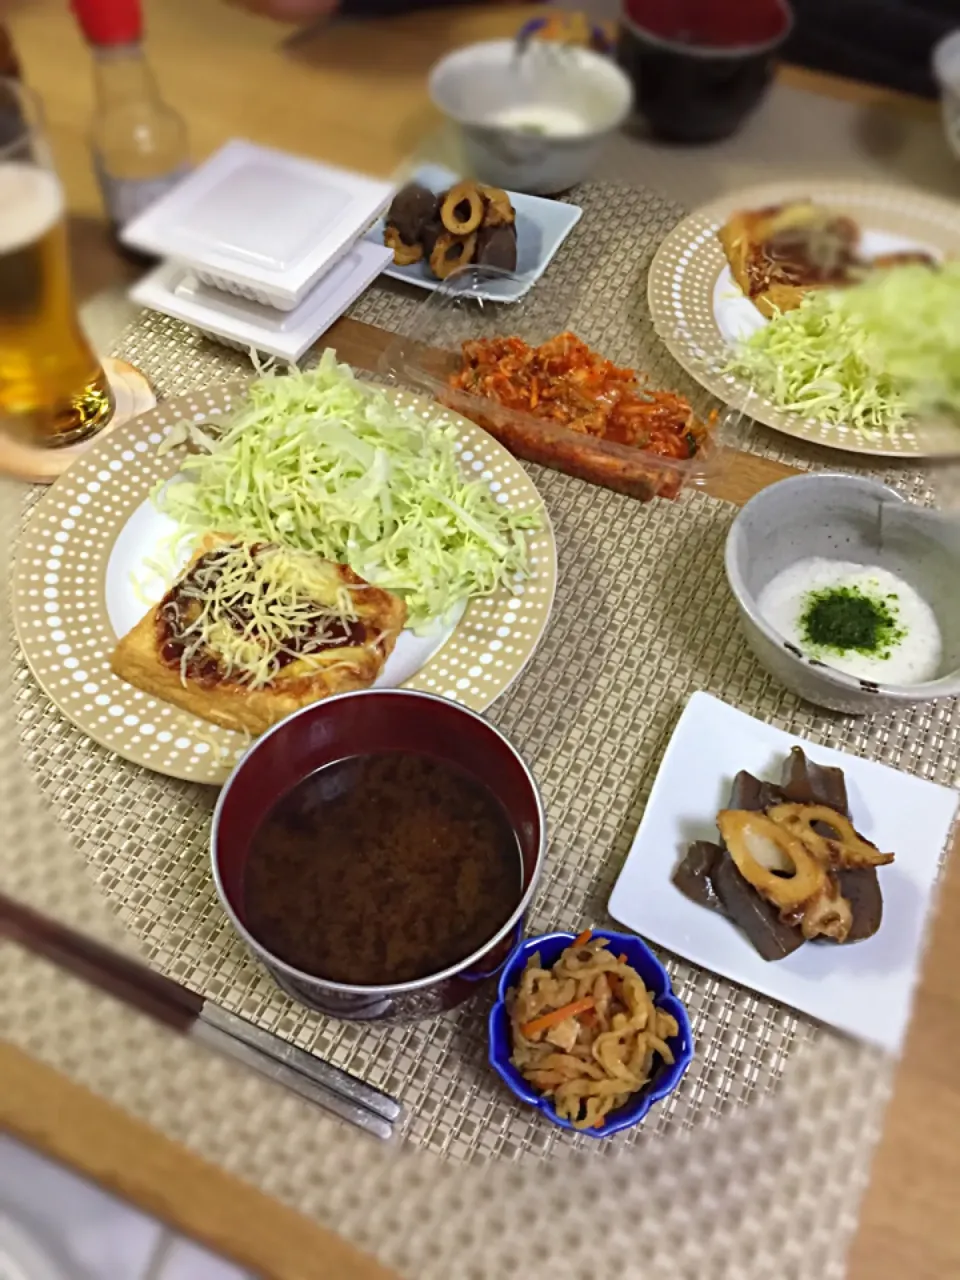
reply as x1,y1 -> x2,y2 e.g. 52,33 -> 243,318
648,180 -> 960,457
13,382 -> 556,785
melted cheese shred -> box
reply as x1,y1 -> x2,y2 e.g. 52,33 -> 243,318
168,543 -> 361,690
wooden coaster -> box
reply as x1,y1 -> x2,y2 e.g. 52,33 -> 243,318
0,358 -> 156,485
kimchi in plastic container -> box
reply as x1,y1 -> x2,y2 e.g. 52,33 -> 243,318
380,265 -> 733,502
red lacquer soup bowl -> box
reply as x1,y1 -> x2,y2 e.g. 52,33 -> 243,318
211,689 -> 546,1022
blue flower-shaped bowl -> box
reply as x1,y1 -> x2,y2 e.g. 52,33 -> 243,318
488,928 -> 694,1138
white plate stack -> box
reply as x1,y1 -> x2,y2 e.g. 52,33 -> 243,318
125,139 -> 395,362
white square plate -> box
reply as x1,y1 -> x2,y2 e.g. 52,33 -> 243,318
130,242 -> 393,362
608,691 -> 958,1053
364,163 -> 582,302
122,140 -> 394,310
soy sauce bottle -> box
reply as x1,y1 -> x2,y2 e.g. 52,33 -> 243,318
0,24 -> 20,80
70,0 -> 190,261
0,24 -> 24,149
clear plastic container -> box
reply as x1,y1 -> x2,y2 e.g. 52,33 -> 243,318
380,265 -> 732,502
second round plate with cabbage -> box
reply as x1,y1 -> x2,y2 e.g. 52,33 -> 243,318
648,180 -> 960,457
13,362 -> 556,784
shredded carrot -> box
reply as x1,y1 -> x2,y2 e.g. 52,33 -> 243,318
572,929 -> 592,949
521,997 -> 595,1039
617,953 -> 628,963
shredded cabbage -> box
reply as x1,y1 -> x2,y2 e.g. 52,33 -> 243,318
726,260 -> 960,438
158,351 -> 540,632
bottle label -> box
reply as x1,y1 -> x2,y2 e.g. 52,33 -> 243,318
95,161 -> 192,228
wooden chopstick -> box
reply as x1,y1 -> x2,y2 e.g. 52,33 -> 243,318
0,891 -> 401,1140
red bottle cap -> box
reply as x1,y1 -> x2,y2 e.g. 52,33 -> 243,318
70,0 -> 143,46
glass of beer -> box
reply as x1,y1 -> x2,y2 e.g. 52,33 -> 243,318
0,77 -> 114,446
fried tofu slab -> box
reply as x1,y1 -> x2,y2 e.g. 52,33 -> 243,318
111,538 -> 407,735
717,200 -> 860,319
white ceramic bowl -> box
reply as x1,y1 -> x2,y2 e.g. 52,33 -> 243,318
933,30 -> 960,162
428,40 -> 633,195
725,474 -> 960,715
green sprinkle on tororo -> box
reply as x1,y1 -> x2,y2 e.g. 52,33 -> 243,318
799,584 -> 906,660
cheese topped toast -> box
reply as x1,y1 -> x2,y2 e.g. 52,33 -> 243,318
716,202 -> 870,320
717,201 -> 862,319
110,538 -> 407,735
717,200 -> 937,319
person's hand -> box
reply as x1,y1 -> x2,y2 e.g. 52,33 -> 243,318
227,0 -> 339,21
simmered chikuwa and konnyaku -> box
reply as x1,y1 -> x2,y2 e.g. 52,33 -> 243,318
673,747 -> 894,961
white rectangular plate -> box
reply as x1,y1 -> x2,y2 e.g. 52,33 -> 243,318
131,242 -> 393,362
364,163 -> 582,303
122,140 -> 394,309
608,691 -> 958,1053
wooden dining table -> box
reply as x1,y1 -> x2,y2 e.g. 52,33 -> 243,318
3,2 -> 960,1277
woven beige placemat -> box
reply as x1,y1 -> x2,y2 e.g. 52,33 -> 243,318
4,179 -> 958,1277
3,472 -> 904,1278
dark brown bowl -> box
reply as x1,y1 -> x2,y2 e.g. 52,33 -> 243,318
618,0 -> 793,143
211,690 -> 545,1023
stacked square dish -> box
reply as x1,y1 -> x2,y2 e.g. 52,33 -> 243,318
125,140 -> 395,361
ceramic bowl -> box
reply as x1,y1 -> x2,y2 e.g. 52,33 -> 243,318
933,30 -> 960,163
488,929 -> 693,1138
428,40 -> 633,195
725,473 -> 960,714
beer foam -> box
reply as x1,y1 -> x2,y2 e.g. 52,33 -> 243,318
0,162 -> 64,255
